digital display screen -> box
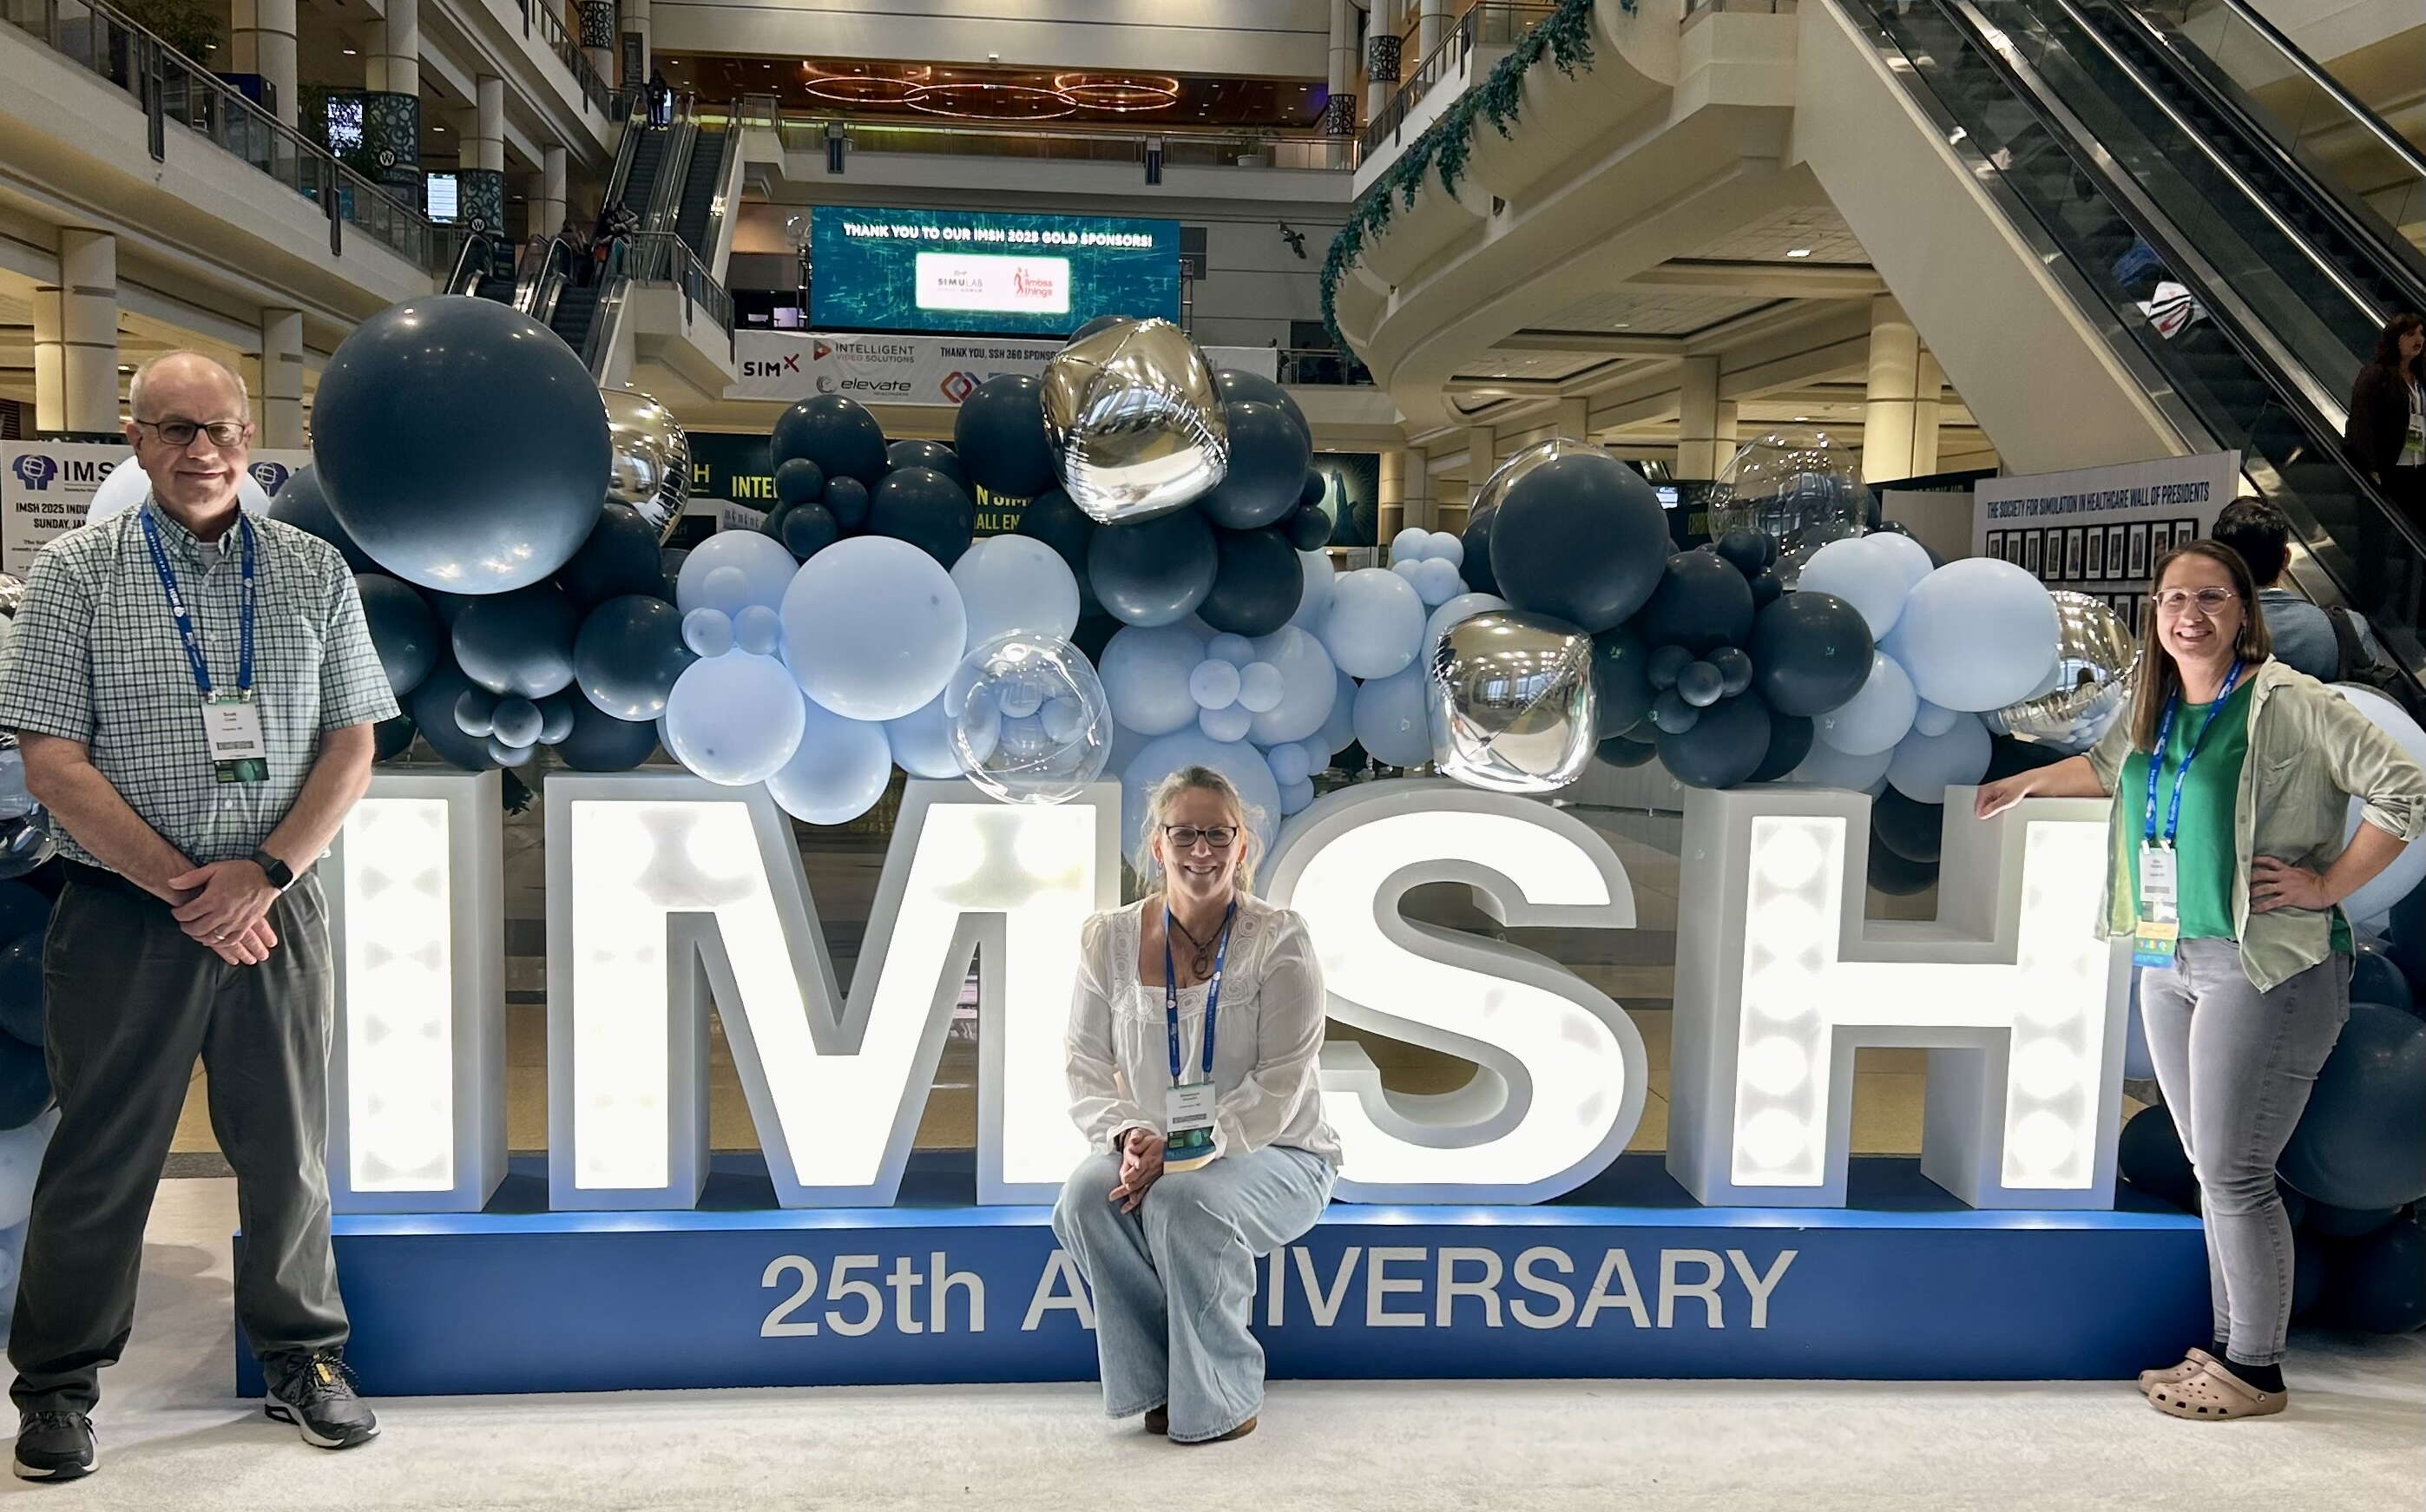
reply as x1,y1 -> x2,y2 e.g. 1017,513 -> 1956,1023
425,172 -> 460,225
810,207 -> 1179,337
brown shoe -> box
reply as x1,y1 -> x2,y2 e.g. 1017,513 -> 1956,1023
2147,1362 -> 2288,1421
2139,1347 -> 2220,1394
1184,1416 -> 1256,1444
1142,1406 -> 1168,1436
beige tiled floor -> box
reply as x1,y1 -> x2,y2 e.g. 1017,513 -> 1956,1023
172,798 -> 2114,1161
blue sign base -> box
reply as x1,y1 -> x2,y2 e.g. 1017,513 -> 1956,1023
239,1155 -> 2208,1396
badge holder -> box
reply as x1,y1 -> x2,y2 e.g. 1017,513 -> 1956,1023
2133,843 -> 2179,969
1163,1082 -> 1219,1173
207,692 -> 269,785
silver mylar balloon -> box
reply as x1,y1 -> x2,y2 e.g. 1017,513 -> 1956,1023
1469,436 -> 1604,520
600,387 -> 691,543
1041,318 -> 1229,524
1989,590 -> 2140,753
1428,611 -> 1600,793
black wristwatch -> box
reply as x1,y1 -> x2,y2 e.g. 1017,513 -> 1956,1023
250,850 -> 296,891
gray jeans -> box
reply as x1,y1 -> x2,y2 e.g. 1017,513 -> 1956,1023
2138,937 -> 2350,1366
1052,1144 -> 1334,1443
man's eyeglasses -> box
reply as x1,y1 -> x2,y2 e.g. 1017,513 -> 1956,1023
134,418 -> 250,449
1161,825 -> 1238,851
2153,587 -> 2237,615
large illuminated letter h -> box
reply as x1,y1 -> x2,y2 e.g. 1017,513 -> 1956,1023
1667,787 -> 2130,1210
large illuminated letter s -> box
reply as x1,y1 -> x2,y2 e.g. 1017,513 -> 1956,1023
1263,781 -> 1647,1205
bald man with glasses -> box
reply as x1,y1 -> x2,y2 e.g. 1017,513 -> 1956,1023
0,352 -> 397,1481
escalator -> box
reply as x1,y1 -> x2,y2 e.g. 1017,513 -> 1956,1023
672,126 -> 730,259
1835,0 -> 2426,679
538,97 -> 698,375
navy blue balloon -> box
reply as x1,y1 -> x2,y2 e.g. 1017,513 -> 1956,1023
1490,454 -> 1670,632
266,464 -> 376,573
1657,688 -> 1770,789
488,735 -> 537,767
1747,711 -> 1815,783
312,296 -> 610,593
2302,1199 -> 2402,1238
1213,368 -> 1309,445
1635,549 -> 1755,654
373,714 -> 417,762
2350,937 -> 2411,1012
1284,505 -> 1332,551
1748,570 -> 1784,609
779,500 -> 839,561
1748,591 -> 1876,716
1197,527 -> 1300,638
1711,646 -> 1755,697
1200,400 -> 1312,530
353,574 -> 440,698
452,582 -> 580,698
1647,643 -> 1693,691
1013,489 -> 1101,615
536,693 -> 578,745
490,696 -> 543,749
1460,503 -> 1501,597
2278,1001 -> 2426,1211
1866,832 -> 1940,896
574,595 -> 696,721
2290,1229 -> 2328,1319
1872,786 -> 1945,864
556,503 -> 667,608
0,882 -> 50,950
2119,1104 -> 2197,1210
773,394 -> 887,487
1714,529 -> 1771,577
1677,661 -> 1725,708
1590,627 -> 1655,739
1649,687 -> 1700,735
825,477 -> 871,532
954,374 -> 1058,501
1088,509 -> 1218,627
774,457 -> 825,506
868,466 -> 976,567
554,699 -> 661,772
887,440 -> 969,493
0,930 -> 43,1047
405,662 -> 500,771
2383,878 -> 2426,998
2323,1218 -> 2426,1332
0,1032 -> 49,1130
1299,472 -> 1327,510
454,687 -> 496,737
1596,733 -> 1660,769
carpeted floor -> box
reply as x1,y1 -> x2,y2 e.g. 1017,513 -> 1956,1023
9,1179 -> 2419,1510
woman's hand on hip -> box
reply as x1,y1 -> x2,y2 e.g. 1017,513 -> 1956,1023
2250,855 -> 2333,913
1110,1128 -> 1166,1213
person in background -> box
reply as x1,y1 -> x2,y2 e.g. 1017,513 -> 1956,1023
1053,767 -> 1339,1445
2345,312 -> 2425,514
648,69 -> 673,128
562,216 -> 593,288
2208,497 -> 2381,683
0,353 -> 399,1481
1976,539 -> 2424,1421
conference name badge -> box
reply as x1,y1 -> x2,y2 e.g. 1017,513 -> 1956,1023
1164,1081 -> 1218,1173
206,693 -> 269,785
2133,845 -> 2179,968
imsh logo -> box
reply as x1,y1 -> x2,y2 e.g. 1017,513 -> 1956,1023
743,353 -> 803,378
9,455 -> 56,491
248,461 -> 292,494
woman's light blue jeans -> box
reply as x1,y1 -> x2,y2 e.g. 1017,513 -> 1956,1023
1051,1144 -> 1334,1443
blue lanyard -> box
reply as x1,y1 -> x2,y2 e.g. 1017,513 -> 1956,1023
2141,658 -> 2242,848
140,505 -> 254,697
1164,901 -> 1235,1085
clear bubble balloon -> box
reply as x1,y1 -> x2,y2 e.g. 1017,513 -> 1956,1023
1709,428 -> 1864,587
943,634 -> 1114,805
1988,591 -> 2138,755
1428,611 -> 1598,794
1041,319 -> 1230,524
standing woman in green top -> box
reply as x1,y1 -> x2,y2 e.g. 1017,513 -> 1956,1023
1976,540 -> 2426,1421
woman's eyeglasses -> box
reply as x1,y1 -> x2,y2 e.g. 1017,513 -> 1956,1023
2153,587 -> 2238,615
1161,825 -> 1238,851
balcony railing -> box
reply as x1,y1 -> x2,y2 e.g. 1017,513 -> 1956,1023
726,95 -> 1354,173
626,231 -> 734,345
1278,347 -> 1374,386
517,0 -> 610,116
2,0 -> 456,273
1359,3 -> 1556,160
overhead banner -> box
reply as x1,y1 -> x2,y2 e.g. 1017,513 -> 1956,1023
4,444 -> 312,577
809,207 -> 1180,336
733,332 -> 1277,408
1972,450 -> 2239,628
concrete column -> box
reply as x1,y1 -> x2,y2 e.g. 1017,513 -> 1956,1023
1378,447 -> 1405,542
1862,295 -> 1923,483
1675,355 -> 1723,479
536,144 -> 569,240
258,309 -> 305,448
1715,399 -> 1740,475
1419,0 -> 1448,57
1553,395 -> 1590,439
33,231 -> 118,436
367,0 -> 418,96
230,0 -> 299,128
620,0 -> 652,88
1909,352 -> 1944,477
470,76 -> 506,173
1394,451 -> 1432,542
1330,0 -> 1355,95
1458,427 -> 1494,532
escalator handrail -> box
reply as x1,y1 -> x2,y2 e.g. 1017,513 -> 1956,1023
2107,0 -> 2426,301
516,235 -> 571,318
2023,0 -> 2386,330
2176,0 -> 2426,183
641,99 -> 700,237
444,232 -> 498,296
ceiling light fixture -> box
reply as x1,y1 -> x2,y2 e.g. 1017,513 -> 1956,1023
1054,73 -> 1179,112
905,82 -> 1074,120
1786,247 -> 1813,259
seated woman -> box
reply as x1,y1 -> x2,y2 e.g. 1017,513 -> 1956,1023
1052,766 -> 1339,1445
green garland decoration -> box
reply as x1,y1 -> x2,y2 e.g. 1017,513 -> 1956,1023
1321,0 -> 1619,355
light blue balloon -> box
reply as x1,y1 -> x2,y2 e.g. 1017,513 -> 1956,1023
768,700 -> 893,825
950,535 -> 1080,649
1287,550 -> 1335,631
662,652 -> 806,786
1297,734 -> 1331,776
884,690 -> 963,779
682,608 -> 734,660
1269,742 -> 1312,786
1882,559 -> 2060,712
0,1107 -> 56,1228
1353,665 -> 1433,767
678,528 -> 800,617
1424,591 -> 1509,663
1391,527 -> 1434,562
1866,529 -> 1936,594
1245,625 -> 1339,746
1100,622 -> 1208,736
1320,568 -> 1427,680
1790,740 -> 1894,792
1912,698 -> 1959,737
1200,702 -> 1253,742
1279,776 -> 1317,815
1885,713 -> 1991,803
1206,633 -> 1256,667
1814,651 -> 1917,757
1427,531 -> 1465,569
1237,661 -> 1285,714
733,604 -> 783,658
781,536 -> 969,721
1410,557 -> 1464,608
1798,535 -> 1916,641
1319,665 -> 1358,753
1121,730 -> 1285,871
1190,659 -> 1242,711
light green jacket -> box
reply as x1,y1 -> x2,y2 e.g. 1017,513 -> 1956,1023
2087,659 -> 2426,991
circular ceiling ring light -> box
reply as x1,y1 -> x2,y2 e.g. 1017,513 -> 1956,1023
801,68 -> 927,105
1052,73 -> 1180,111
904,82 -> 1076,120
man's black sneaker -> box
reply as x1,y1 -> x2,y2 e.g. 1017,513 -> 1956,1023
11,1410 -> 96,1482
261,1351 -> 380,1450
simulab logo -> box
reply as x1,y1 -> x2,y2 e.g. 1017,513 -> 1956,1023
248,461 -> 292,495
10,455 -> 57,491
742,354 -> 802,379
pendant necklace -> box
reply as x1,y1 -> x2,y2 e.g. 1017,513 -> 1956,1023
1167,909 -> 1220,979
